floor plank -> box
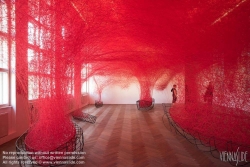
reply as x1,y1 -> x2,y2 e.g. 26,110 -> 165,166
0,104 -> 233,167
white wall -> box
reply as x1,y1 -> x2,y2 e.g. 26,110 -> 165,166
87,77 -> 175,104
89,83 -> 139,104
153,88 -> 173,104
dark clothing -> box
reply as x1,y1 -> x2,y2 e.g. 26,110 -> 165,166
204,84 -> 213,103
171,88 -> 177,103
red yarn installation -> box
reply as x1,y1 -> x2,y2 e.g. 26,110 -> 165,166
25,97 -> 76,151
2,0 -> 249,156
170,104 -> 250,153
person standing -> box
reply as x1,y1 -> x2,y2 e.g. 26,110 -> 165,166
171,84 -> 177,103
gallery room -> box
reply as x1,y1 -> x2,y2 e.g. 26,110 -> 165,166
0,0 -> 249,166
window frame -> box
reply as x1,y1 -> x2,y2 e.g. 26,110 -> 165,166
0,0 -> 13,107
27,0 -> 55,100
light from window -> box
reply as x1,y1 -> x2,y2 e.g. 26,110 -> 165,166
81,64 -> 87,93
28,75 -> 39,100
27,48 -> 38,73
0,2 -> 8,33
0,38 -> 8,69
28,22 -> 35,45
0,72 -> 8,104
0,38 -> 8,104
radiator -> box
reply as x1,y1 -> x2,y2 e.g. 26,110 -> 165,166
0,112 -> 8,138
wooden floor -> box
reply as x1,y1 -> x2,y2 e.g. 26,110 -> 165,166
0,104 -> 232,167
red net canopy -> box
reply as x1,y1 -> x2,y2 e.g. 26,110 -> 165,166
1,0 -> 249,153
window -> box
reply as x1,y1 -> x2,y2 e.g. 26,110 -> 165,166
81,64 -> 88,93
27,0 -> 55,100
65,64 -> 74,96
0,1 -> 15,106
